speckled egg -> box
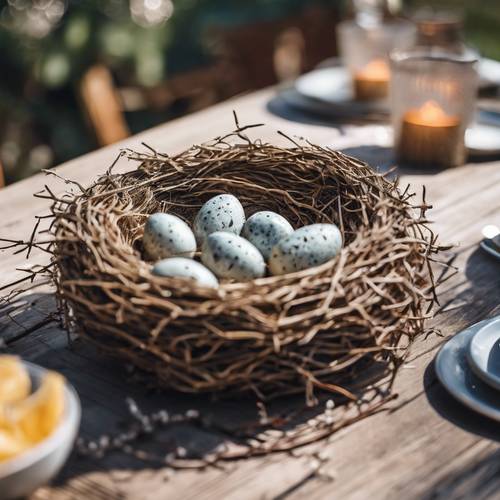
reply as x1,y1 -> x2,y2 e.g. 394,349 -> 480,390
269,223 -> 342,275
152,258 -> 219,288
201,232 -> 265,281
193,194 -> 245,243
241,211 -> 294,260
143,213 -> 196,260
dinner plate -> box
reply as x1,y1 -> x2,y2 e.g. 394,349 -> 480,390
467,317 -> 500,390
478,57 -> 500,87
278,88 -> 387,122
294,66 -> 389,116
435,317 -> 500,422
465,122 -> 500,157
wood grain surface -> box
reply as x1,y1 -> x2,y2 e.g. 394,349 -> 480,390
1,87 -> 499,500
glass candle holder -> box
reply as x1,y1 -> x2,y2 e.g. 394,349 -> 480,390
414,12 -> 466,54
390,50 -> 478,168
337,17 -> 416,101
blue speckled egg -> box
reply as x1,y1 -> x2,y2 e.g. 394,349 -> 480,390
201,232 -> 265,281
269,223 -> 342,275
193,194 -> 245,243
143,213 -> 196,260
241,211 -> 293,260
152,258 -> 218,288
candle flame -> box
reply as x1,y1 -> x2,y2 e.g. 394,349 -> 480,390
357,58 -> 390,81
419,101 -> 449,121
405,100 -> 459,127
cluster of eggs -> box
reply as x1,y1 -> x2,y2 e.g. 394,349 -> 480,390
143,194 -> 343,288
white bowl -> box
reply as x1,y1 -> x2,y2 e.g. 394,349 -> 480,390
0,362 -> 81,499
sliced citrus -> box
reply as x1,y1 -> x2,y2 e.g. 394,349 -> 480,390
12,372 -> 65,443
0,356 -> 31,405
0,357 -> 65,462
0,429 -> 30,461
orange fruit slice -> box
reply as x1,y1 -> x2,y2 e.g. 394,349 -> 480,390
0,356 -> 31,405
0,429 -> 30,461
0,356 -> 65,462
12,372 -> 65,444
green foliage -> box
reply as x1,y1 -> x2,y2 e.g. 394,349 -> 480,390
1,0 -> 338,89
0,0 -> 339,183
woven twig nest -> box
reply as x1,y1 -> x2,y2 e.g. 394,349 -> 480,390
46,125 -> 441,403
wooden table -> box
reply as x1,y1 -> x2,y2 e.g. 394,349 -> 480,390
1,88 -> 499,500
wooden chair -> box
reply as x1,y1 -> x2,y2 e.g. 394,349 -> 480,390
80,64 -> 221,144
210,4 -> 340,92
0,161 -> 5,188
79,65 -> 130,147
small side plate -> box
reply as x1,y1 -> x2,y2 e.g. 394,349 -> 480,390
465,123 -> 500,157
294,66 -> 389,117
467,317 -> 500,390
435,316 -> 500,422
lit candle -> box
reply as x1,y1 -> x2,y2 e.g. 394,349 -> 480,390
396,100 -> 464,168
353,58 -> 390,101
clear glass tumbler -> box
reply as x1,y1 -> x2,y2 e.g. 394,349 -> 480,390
337,17 -> 416,101
390,49 -> 478,168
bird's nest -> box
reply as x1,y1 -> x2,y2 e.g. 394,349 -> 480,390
0,122 -> 453,463
20,122 -> 445,409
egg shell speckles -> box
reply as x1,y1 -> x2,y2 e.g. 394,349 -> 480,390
152,258 -> 219,288
269,223 -> 342,275
193,194 -> 246,243
241,211 -> 294,260
201,232 -> 266,281
143,213 -> 196,260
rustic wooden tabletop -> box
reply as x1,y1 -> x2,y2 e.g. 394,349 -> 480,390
1,88 -> 500,500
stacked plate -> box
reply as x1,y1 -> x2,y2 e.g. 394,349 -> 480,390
436,316 -> 500,421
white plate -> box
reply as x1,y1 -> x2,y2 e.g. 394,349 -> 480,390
295,66 -> 352,103
435,317 -> 500,422
479,58 -> 500,87
294,66 -> 388,116
278,88 -> 387,122
467,317 -> 500,390
0,361 -> 81,499
465,123 -> 500,156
